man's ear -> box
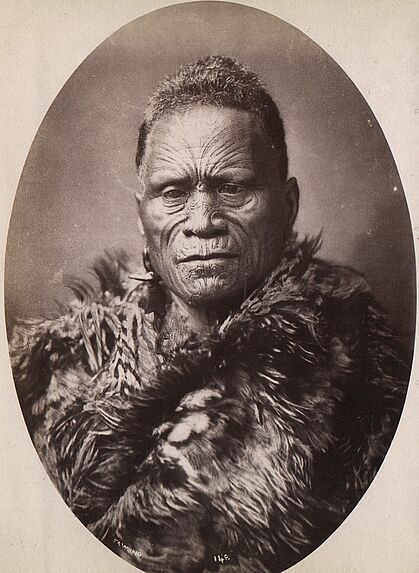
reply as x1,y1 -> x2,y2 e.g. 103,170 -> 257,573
134,190 -> 142,210
134,191 -> 145,236
284,177 -> 299,227
137,217 -> 145,237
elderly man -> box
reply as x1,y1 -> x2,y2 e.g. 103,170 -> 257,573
11,56 -> 408,573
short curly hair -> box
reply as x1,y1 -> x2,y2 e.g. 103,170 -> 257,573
135,55 -> 288,183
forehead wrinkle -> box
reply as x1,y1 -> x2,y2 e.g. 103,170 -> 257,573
200,118 -> 251,158
201,140 -> 253,180
194,117 -> 250,178
150,122 -> 196,159
155,115 -> 216,169
204,136 -> 248,163
208,144 -> 254,176
147,135 -> 196,181
198,118 -> 238,157
147,149 -> 189,180
202,123 -> 255,177
147,111 -> 263,183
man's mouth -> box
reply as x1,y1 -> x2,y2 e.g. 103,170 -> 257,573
178,252 -> 236,263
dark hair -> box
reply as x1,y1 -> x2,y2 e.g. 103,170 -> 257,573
135,55 -> 288,182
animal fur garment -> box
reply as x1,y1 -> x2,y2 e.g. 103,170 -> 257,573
10,237 -> 409,573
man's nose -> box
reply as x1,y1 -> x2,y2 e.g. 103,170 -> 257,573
183,191 -> 226,237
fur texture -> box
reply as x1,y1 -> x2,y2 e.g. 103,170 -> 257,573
10,238 -> 409,573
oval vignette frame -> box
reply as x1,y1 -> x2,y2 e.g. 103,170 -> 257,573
4,2 -> 416,573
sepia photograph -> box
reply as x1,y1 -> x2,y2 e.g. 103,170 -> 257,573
1,1 -> 417,572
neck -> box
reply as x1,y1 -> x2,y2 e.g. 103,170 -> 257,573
170,294 -> 233,338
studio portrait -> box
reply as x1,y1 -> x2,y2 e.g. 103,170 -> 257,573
5,3 -> 415,573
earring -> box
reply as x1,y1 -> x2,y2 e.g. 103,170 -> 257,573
142,244 -> 155,275
128,244 -> 164,314
128,244 -> 157,283
141,244 -> 165,316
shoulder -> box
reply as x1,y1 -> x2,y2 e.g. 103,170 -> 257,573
286,236 -> 371,299
228,236 -> 408,389
282,237 -> 386,334
234,236 -> 376,337
9,252 -> 150,427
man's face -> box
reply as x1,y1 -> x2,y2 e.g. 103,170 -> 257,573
138,105 -> 297,308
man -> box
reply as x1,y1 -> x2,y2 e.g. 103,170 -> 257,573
11,56 -> 408,573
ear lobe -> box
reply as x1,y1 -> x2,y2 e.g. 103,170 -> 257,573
134,190 -> 142,206
137,216 -> 145,237
284,177 -> 299,227
134,190 -> 144,218
134,191 -> 146,236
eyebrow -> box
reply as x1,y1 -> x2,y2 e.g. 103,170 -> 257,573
210,167 -> 255,179
148,172 -> 192,189
148,167 -> 258,189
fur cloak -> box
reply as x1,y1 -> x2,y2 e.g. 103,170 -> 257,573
10,237 -> 409,573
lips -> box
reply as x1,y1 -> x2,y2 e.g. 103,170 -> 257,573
178,252 -> 236,263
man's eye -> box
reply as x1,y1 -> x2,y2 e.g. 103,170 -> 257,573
217,183 -> 243,195
162,189 -> 187,201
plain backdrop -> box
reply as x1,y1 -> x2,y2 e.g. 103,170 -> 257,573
0,1 -> 418,573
